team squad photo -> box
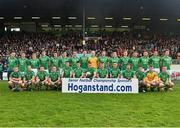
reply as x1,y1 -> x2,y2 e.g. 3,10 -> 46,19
7,49 -> 173,92
0,0 -> 180,127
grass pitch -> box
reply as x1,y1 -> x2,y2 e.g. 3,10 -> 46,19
0,81 -> 180,127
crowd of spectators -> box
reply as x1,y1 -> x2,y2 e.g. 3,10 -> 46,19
0,31 -> 179,65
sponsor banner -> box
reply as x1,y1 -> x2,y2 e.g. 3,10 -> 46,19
171,65 -> 180,80
62,78 -> 139,93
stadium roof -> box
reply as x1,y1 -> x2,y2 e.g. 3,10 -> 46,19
0,0 -> 180,29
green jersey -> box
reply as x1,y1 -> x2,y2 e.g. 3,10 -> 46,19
37,71 -> 48,81
129,57 -> 139,71
122,70 -> 134,79
97,68 -> 108,78
62,67 -> 72,78
158,72 -> 170,83
98,56 -> 109,68
109,57 -> 119,68
135,71 -> 146,81
161,56 -> 172,70
71,57 -> 80,69
119,57 -> 130,70
139,57 -> 149,70
24,71 -> 35,81
0,64 -> 3,72
7,57 -> 18,71
149,56 -> 160,68
50,57 -> 60,69
29,59 -> 40,69
39,56 -> 50,70
110,68 -> 121,78
80,56 -> 88,69
73,67 -> 83,78
86,67 -> 96,79
49,71 -> 60,82
10,71 -> 21,78
60,57 -> 70,68
18,58 -> 28,72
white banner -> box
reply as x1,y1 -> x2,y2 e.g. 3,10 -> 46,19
171,65 -> 180,80
62,78 -> 139,93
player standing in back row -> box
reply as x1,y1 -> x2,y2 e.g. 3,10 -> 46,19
39,50 -> 50,73
161,49 -> 172,74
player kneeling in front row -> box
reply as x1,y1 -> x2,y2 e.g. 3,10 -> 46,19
158,66 -> 174,91
72,61 -> 84,78
135,66 -> 146,92
35,66 -> 49,90
22,66 -> 35,91
109,62 -> 121,78
97,61 -> 109,78
84,62 -> 97,79
48,66 -> 61,90
143,65 -> 163,91
8,67 -> 23,91
122,64 -> 136,80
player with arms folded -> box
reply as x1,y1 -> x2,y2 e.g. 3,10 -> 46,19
29,53 -> 40,75
98,51 -> 109,69
128,51 -> 139,72
109,51 -> 119,68
39,50 -> 50,73
50,52 -> 60,73
7,52 -> 18,80
139,51 -> 149,71
79,50 -> 88,70
161,49 -> 172,74
149,50 -> 161,73
18,52 -> 28,78
119,50 -> 130,71
88,51 -> 98,69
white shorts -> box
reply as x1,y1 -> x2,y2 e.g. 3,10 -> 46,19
59,68 -> 63,74
167,70 -> 172,75
20,72 -> 25,77
153,68 -> 160,73
32,69 -> 38,75
44,69 -> 49,74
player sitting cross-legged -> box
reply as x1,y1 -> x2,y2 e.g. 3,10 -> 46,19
8,66 -> 23,91
48,66 -> 61,90
22,65 -> 36,91
158,66 -> 174,91
35,66 -> 49,90
143,65 -> 163,91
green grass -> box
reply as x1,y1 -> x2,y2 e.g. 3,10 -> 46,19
0,81 -> 180,127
